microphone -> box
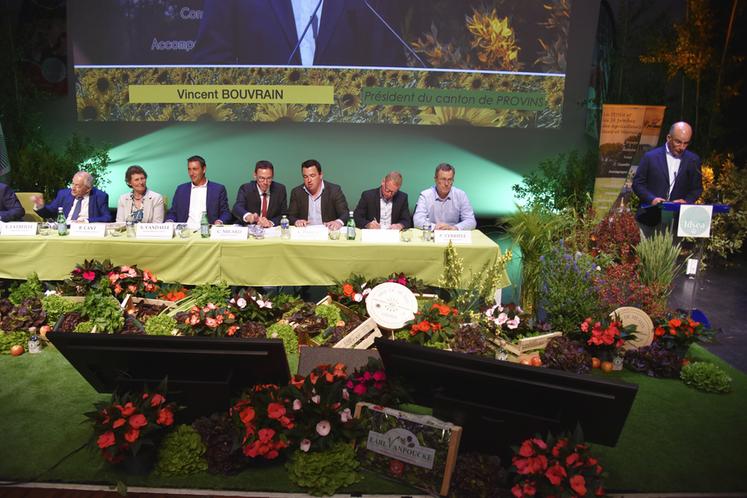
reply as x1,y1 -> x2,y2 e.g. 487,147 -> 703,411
361,0 -> 428,68
287,0 -> 324,65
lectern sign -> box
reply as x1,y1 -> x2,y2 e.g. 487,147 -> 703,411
70,223 -> 106,238
136,223 -> 174,239
678,205 -> 713,238
0,222 -> 38,236
365,282 -> 418,330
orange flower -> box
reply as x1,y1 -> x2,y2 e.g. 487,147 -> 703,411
342,283 -> 354,297
156,407 -> 174,426
669,318 -> 682,328
124,428 -> 140,443
290,375 -> 305,389
96,431 -> 116,449
149,393 -> 165,407
128,413 -> 148,429
112,418 -> 126,429
240,406 -> 256,425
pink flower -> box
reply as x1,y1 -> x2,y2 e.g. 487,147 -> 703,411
353,383 -> 367,396
311,394 -> 320,404
353,293 -> 363,302
82,271 -> 96,282
373,371 -> 386,382
316,420 -> 331,436
300,439 -> 311,452
342,388 -> 350,400
128,413 -> 148,429
293,399 -> 302,411
236,297 -> 247,309
496,312 -> 508,326
506,316 -> 521,329
340,408 -> 352,423
205,317 -> 218,328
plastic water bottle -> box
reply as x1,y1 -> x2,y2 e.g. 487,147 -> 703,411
28,331 -> 42,354
56,207 -> 68,236
200,211 -> 209,238
346,211 -> 356,240
280,214 -> 290,239
422,214 -> 431,242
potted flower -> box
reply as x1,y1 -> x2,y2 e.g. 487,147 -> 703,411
576,315 -> 636,363
406,301 -> 461,348
231,384 -> 294,462
107,265 -> 159,297
85,386 -> 178,474
653,312 -> 714,359
174,303 -> 240,337
487,303 -> 561,356
511,434 -> 607,497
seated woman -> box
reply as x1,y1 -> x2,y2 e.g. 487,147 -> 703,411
116,165 -> 165,223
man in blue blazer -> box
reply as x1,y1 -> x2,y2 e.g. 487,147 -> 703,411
633,121 -> 703,236
232,160 -> 287,228
192,0 -> 406,67
353,171 -> 411,229
32,171 -> 111,223
0,182 -> 25,221
166,155 -> 232,229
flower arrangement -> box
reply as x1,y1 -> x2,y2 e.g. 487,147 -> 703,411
511,434 -> 607,497
63,259 -> 115,295
407,301 -> 461,347
344,358 -> 406,407
229,288 -> 287,326
283,363 -> 360,453
328,274 -> 371,315
385,272 -> 427,293
158,285 -> 188,302
86,386 -> 177,464
107,264 -> 159,297
174,303 -> 238,337
231,384 -> 294,461
653,312 -> 713,354
577,315 -> 636,360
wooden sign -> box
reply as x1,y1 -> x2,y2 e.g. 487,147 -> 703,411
333,317 -> 382,349
494,331 -> 563,356
365,282 -> 418,330
613,306 -> 654,350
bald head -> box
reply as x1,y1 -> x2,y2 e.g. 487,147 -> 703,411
666,122 -> 692,158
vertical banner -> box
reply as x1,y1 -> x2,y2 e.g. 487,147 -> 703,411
592,104 -> 666,215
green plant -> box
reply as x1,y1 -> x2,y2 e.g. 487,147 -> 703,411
81,291 -> 125,334
266,321 -> 298,356
41,294 -> 81,326
285,442 -> 362,497
155,424 -> 208,476
512,150 -> 596,213
636,230 -> 683,310
506,205 -> 566,315
8,273 -> 44,305
315,303 -> 342,325
680,362 -> 732,393
191,281 -> 231,307
74,321 -> 94,333
0,331 -> 30,354
144,314 -> 177,336
440,245 -> 513,314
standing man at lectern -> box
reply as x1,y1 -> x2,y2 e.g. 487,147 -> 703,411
632,121 -> 703,238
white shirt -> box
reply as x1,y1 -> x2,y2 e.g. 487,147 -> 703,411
68,195 -> 90,223
305,182 -> 325,226
379,195 -> 393,228
187,181 -> 208,230
291,0 -> 324,66
665,143 -> 682,198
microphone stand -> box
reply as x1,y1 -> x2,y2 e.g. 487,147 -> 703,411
287,0 -> 324,65
361,0 -> 428,68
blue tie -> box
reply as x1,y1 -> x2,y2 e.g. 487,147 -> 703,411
70,197 -> 82,221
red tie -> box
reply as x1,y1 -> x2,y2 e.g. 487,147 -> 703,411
261,193 -> 268,218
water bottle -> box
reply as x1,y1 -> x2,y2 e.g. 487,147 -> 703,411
346,211 -> 356,240
422,214 -> 431,242
200,211 -> 209,238
280,214 -> 290,239
28,331 -> 42,354
56,207 -> 68,236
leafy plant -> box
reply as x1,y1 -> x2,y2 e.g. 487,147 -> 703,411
41,294 -> 81,326
174,304 -> 238,337
315,304 -> 343,326
59,259 -> 116,296
266,321 -> 298,356
191,281 -> 231,307
407,301 -> 461,347
623,343 -> 683,378
229,289 -> 288,326
680,362 -> 732,393
191,413 -> 244,474
74,321 -> 94,333
107,265 -> 159,297
540,336 -> 592,375
653,311 -> 714,353
155,424 -> 208,476
512,149 -> 596,213
0,331 -> 30,354
589,209 -> 640,264
81,291 -> 125,334
450,323 -> 492,356
144,314 -> 177,336
451,453 -> 508,498
636,230 -> 683,311
8,273 -> 44,305
285,442 -> 362,497
0,297 -> 47,332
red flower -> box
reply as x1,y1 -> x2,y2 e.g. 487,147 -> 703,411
267,402 -> 286,420
149,393 -> 165,407
156,407 -> 174,426
112,418 -> 126,429
239,406 -> 256,425
82,271 -> 96,282
552,438 -> 568,457
342,284 -> 354,297
518,440 -> 535,457
544,463 -> 567,485
96,431 -> 116,449
128,413 -> 148,429
258,428 -> 276,443
290,375 -> 305,389
117,402 -> 136,417
124,428 -> 140,443
389,459 -> 405,477
570,474 -> 588,496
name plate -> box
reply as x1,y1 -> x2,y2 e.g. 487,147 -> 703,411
0,222 -> 38,236
210,225 -> 248,240
135,223 -> 174,240
69,223 -> 106,238
434,230 -> 472,245
361,229 -> 401,244
290,225 -> 329,241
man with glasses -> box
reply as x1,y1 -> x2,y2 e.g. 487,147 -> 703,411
233,160 -> 288,228
353,171 -> 411,229
633,121 -> 703,238
413,163 -> 476,231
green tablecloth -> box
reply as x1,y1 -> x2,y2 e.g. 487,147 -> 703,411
0,229 -> 505,286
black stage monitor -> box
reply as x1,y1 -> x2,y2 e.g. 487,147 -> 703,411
375,339 -> 638,457
48,332 -> 291,419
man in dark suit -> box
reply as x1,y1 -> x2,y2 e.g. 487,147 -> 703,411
288,159 -> 349,230
0,182 -> 25,221
353,171 -> 411,229
165,155 -> 232,229
633,121 -> 703,237
192,0 -> 406,67
32,171 -> 111,223
232,160 -> 287,227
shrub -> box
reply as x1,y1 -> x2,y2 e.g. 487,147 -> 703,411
636,230 -> 682,312
41,294 -> 81,326
8,273 -> 44,305
155,424 -> 208,476
680,362 -> 732,393
285,442 -> 362,497
144,314 -> 177,336
266,321 -> 298,356
541,336 -> 592,375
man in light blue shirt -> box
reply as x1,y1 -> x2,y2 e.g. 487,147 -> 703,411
413,163 -> 476,231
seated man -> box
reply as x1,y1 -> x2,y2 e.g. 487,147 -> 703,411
413,163 -> 476,230
288,159 -> 349,230
0,182 -> 25,221
166,155 -> 232,229
32,171 -> 111,223
232,160 -> 287,228
353,171 -> 411,229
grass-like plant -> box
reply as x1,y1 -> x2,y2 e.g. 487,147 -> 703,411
636,230 -> 683,309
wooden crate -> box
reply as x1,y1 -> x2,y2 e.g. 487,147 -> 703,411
495,331 -> 563,356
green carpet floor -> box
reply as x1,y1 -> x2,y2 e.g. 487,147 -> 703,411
0,344 -> 745,494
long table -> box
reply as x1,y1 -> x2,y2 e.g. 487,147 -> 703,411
0,229 -> 506,286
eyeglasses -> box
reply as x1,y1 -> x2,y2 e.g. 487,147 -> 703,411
256,176 -> 273,183
668,136 -> 690,147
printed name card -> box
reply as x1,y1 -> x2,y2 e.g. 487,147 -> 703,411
0,222 -> 38,236
290,226 -> 329,241
434,230 -> 472,245
135,223 -> 174,240
361,229 -> 401,244
210,225 -> 248,240
69,223 -> 106,238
